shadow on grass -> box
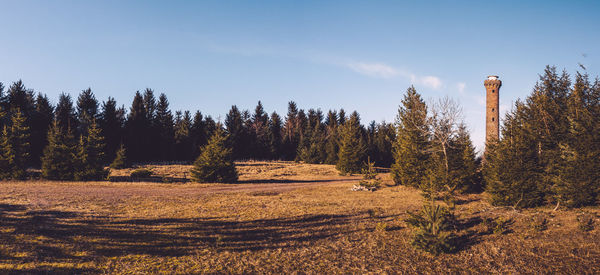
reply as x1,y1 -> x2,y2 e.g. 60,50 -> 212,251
0,203 -> 375,273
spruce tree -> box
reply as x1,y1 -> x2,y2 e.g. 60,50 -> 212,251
155,93 -> 175,161
125,91 -> 149,162
552,72 -> 600,207
225,105 -> 248,160
190,128 -> 238,183
74,120 -> 106,181
268,112 -> 283,159
41,121 -> 77,180
55,93 -> 77,134
30,93 -> 54,166
448,123 -> 480,192
251,101 -> 270,159
0,126 -> 11,179
76,88 -> 99,136
282,101 -> 301,160
100,97 -> 125,163
174,111 -> 192,161
391,86 -> 429,187
324,110 -> 339,165
1,110 -> 31,179
110,143 -> 129,169
336,111 -> 366,175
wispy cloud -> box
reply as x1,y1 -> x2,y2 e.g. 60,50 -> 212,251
346,61 -> 443,90
347,62 -> 400,79
457,82 -> 466,95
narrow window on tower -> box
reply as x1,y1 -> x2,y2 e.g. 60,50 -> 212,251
492,90 -> 495,93
492,117 -> 495,122
492,108 -> 494,112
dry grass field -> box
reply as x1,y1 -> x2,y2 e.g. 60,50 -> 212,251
0,161 -> 599,274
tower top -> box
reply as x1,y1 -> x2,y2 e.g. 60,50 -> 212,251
487,75 -> 499,80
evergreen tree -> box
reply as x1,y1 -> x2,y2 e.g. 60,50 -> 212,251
100,97 -> 125,163
55,93 -> 77,133
484,102 -> 545,207
155,93 -> 175,161
125,91 -> 149,162
41,121 -> 77,180
174,111 -> 192,161
448,123 -> 480,193
552,72 -> 600,207
282,101 -> 301,160
251,101 -> 270,159
76,88 -> 99,136
336,111 -> 366,174
0,126 -> 11,179
324,110 -> 339,164
74,120 -> 106,181
391,86 -> 430,187
30,93 -> 54,166
0,110 -> 31,179
110,143 -> 129,169
142,89 -> 159,160
5,80 -> 35,122
268,112 -> 283,159
372,122 -> 396,168
190,128 -> 238,183
225,105 -> 249,160
191,111 -> 206,159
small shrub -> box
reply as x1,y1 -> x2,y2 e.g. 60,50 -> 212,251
577,212 -> 595,232
405,204 -> 456,255
190,129 -> 238,183
110,143 -> 129,169
130,168 -> 152,179
359,158 -> 382,191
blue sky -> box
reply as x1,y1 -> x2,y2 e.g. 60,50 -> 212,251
1,0 -> 599,151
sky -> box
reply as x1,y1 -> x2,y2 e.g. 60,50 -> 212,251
1,0 -> 599,152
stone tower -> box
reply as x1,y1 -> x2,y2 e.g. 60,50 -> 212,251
484,75 -> 501,148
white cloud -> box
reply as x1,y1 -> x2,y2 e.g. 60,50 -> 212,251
347,62 -> 400,78
346,61 -> 443,89
457,82 -> 466,95
419,76 -> 443,90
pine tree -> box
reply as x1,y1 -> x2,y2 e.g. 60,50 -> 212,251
155,93 -> 175,161
0,110 -> 31,179
0,126 -> 11,179
484,102 -> 545,207
282,101 -> 301,160
268,112 -> 283,159
41,121 -> 77,180
191,111 -> 206,160
55,93 -> 77,134
225,105 -> 248,160
100,97 -> 125,163
336,111 -> 366,175
552,72 -> 600,207
76,88 -> 99,136
74,120 -> 106,181
30,93 -> 54,166
448,123 -> 480,193
251,101 -> 270,159
125,91 -> 149,162
324,110 -> 339,164
173,111 -> 192,161
190,128 -> 238,183
110,143 -> 129,169
391,86 -> 429,187
5,80 -> 35,122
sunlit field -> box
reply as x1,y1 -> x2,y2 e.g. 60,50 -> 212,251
0,161 -> 598,273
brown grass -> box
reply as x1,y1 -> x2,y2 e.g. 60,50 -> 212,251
0,161 -> 599,273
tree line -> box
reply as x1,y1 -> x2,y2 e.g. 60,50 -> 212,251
484,66 -> 600,208
0,81 -> 395,180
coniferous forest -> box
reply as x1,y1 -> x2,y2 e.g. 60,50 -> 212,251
1,66 -> 599,208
